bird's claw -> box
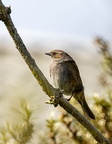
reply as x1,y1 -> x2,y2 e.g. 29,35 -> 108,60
45,95 -> 59,107
66,95 -> 73,101
45,90 -> 62,107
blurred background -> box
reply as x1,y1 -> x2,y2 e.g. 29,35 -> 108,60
0,0 -> 112,143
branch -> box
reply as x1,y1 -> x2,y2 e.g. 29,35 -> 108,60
0,1 -> 110,144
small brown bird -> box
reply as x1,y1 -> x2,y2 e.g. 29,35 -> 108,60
45,50 -> 95,119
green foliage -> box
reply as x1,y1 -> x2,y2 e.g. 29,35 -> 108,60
95,37 -> 112,87
0,100 -> 34,144
39,91 -> 112,144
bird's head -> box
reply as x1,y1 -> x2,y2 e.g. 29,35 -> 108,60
45,50 -> 73,62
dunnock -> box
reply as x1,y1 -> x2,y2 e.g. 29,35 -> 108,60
45,50 -> 95,119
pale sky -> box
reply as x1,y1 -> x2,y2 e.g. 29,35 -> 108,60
0,0 -> 112,41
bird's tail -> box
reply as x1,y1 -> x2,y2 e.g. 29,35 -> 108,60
73,91 -> 95,120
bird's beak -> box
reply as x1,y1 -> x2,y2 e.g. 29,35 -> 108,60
45,53 -> 51,56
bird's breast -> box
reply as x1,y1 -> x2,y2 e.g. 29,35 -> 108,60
50,62 -> 77,95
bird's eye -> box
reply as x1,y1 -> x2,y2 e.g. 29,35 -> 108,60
52,52 -> 57,55
54,53 -> 62,58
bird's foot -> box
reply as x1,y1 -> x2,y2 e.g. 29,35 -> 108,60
45,96 -> 56,105
66,95 -> 73,101
45,91 -> 62,107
